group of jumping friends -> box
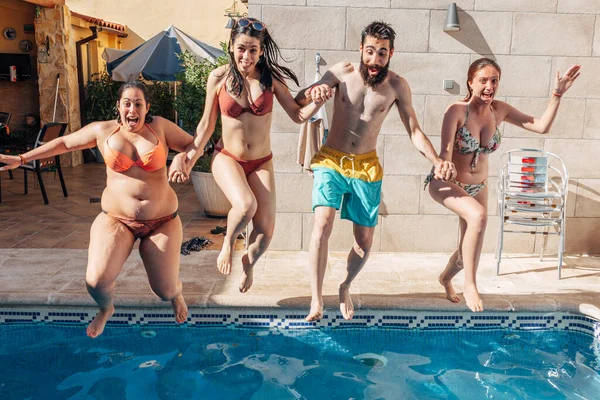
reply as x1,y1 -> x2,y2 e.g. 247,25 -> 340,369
0,20 -> 580,337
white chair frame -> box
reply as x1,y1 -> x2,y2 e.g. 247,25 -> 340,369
496,148 -> 568,278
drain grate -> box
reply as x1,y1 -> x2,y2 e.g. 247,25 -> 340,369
354,353 -> 388,368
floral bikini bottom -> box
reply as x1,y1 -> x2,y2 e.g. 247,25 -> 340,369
423,169 -> 488,197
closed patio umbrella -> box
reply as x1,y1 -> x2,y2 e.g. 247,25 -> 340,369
106,25 -> 224,82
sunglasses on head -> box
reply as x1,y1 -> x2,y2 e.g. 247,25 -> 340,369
236,18 -> 266,31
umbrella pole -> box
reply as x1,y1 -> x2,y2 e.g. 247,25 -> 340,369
173,81 -> 179,126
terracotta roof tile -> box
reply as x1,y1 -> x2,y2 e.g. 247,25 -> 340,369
70,11 -> 126,32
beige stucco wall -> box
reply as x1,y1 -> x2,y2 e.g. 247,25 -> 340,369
0,0 -> 37,54
70,18 -> 123,84
249,0 -> 600,254
65,0 -> 247,49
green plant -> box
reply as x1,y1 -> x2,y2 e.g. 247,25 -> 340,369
84,71 -> 176,123
175,43 -> 229,172
147,81 -> 176,122
85,72 -> 121,123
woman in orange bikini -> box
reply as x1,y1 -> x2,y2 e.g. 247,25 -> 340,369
426,58 -> 580,312
0,81 -> 194,337
169,18 -> 330,293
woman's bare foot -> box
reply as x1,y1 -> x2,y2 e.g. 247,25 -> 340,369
339,283 -> 354,320
306,300 -> 323,322
86,305 -> 115,338
239,253 -> 254,293
439,258 -> 463,303
171,293 -> 188,323
217,242 -> 233,275
463,284 -> 483,312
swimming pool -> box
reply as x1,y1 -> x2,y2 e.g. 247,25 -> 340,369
1,309 -> 599,399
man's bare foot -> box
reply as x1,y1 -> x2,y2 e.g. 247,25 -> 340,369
306,300 -> 323,322
171,293 -> 188,323
438,258 -> 463,303
464,284 -> 483,312
339,283 -> 354,320
217,242 -> 233,275
86,305 -> 115,338
239,253 -> 254,293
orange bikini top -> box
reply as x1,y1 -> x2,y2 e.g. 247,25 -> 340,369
218,85 -> 273,118
104,123 -> 167,173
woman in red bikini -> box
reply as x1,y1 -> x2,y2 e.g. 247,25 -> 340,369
0,81 -> 194,338
426,58 -> 580,312
169,18 -> 330,293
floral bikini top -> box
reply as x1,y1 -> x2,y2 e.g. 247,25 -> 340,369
454,103 -> 501,170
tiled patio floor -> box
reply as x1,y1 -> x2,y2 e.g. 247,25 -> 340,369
0,163 -> 242,251
0,164 -> 599,319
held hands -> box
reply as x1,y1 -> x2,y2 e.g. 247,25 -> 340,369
168,152 -> 194,183
0,154 -> 21,171
307,84 -> 333,105
554,64 -> 581,96
433,159 -> 457,181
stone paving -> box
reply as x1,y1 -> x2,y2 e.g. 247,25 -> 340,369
0,164 -> 599,320
0,248 -> 599,320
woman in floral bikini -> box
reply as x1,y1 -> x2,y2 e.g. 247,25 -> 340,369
426,58 -> 580,312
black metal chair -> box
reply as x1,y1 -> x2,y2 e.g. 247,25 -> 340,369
18,122 -> 69,204
0,113 -> 14,195
0,112 -> 11,125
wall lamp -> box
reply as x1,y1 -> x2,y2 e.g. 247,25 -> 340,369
224,0 -> 247,29
444,3 -> 460,32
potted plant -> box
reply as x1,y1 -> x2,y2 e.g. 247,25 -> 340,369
175,47 -> 230,217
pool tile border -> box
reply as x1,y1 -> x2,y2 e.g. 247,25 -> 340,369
0,307 -> 598,339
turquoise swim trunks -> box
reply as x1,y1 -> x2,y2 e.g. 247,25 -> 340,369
311,145 -> 383,227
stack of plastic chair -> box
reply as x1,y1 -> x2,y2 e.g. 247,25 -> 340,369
496,148 -> 568,278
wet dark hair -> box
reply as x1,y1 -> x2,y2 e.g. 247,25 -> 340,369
226,17 -> 298,96
116,80 -> 153,123
361,21 -> 396,50
463,58 -> 502,102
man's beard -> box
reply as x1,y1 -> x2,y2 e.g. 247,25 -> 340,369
359,59 -> 390,88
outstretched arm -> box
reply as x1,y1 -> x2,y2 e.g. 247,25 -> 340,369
273,79 -> 331,124
160,117 -> 195,152
499,64 -> 581,134
294,62 -> 346,107
0,122 -> 99,171
439,104 -> 462,162
188,69 -> 222,165
156,116 -> 196,183
394,76 -> 455,180
167,67 -> 222,182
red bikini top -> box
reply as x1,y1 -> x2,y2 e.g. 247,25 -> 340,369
104,123 -> 167,173
218,85 -> 273,118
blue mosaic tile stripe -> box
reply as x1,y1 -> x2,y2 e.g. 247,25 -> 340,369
0,308 -> 598,338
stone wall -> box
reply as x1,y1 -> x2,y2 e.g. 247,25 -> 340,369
249,0 -> 600,254
35,4 -> 82,167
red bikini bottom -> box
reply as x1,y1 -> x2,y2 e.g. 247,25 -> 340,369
214,145 -> 273,177
103,211 -> 178,240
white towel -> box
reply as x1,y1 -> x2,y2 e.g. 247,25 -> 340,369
297,72 -> 329,173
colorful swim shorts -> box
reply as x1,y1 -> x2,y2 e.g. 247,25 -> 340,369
311,145 -> 383,227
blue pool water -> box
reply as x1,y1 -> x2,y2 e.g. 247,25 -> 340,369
1,324 -> 599,399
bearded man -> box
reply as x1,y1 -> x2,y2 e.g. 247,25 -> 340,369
295,21 -> 456,321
